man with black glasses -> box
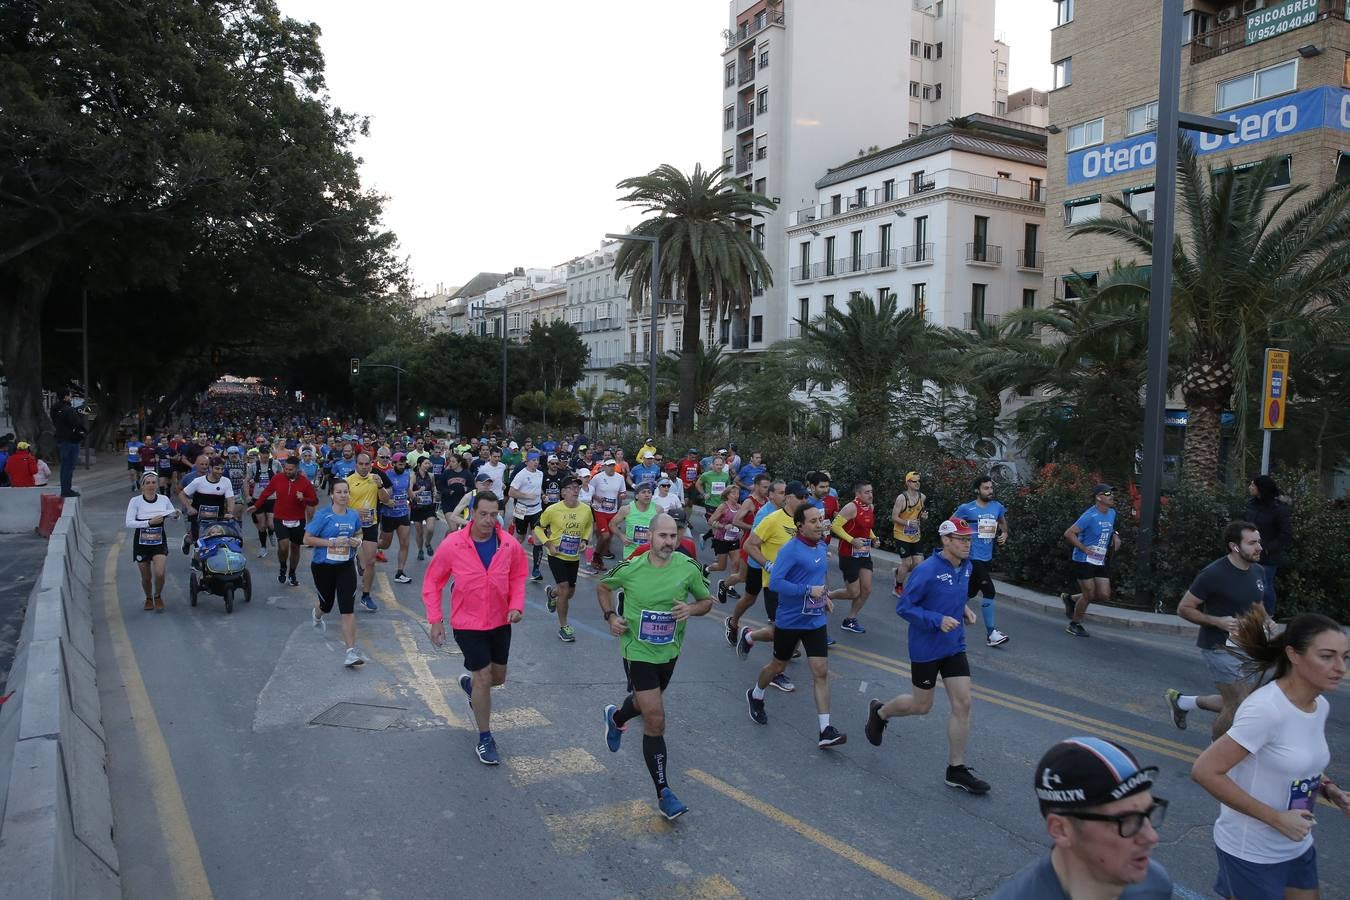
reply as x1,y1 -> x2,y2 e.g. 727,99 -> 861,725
993,737 -> 1173,898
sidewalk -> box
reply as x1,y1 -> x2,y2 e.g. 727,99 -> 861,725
867,547 -> 1198,638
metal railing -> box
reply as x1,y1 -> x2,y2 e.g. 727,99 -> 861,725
755,145 -> 767,160
724,12 -> 784,49
789,169 -> 1045,226
964,313 -> 1003,330
1017,249 -> 1045,270
1190,1 -> 1346,64
902,243 -> 934,265
736,154 -> 752,174
966,243 -> 1002,265
788,323 -> 803,338
790,264 -> 812,283
866,249 -> 898,270
738,65 -> 755,85
723,114 -> 734,131
736,110 -> 755,130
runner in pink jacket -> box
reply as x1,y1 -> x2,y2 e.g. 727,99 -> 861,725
421,492 -> 527,765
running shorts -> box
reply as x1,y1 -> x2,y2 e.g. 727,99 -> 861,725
312,560 -> 357,615
380,514 -> 410,533
410,505 -> 436,523
548,555 -> 580,587
896,541 -> 925,558
1072,560 -> 1108,581
773,625 -> 828,661
361,524 -> 380,543
276,522 -> 306,545
745,565 -> 763,596
910,652 -> 970,689
839,555 -> 874,583
454,625 -> 512,672
712,537 -> 739,555
967,559 -> 995,599
514,512 -> 541,536
624,657 -> 678,693
594,510 -> 615,535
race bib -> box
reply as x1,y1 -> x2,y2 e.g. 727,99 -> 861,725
596,496 -> 617,513
723,526 -> 741,538
432,463 -> 444,475
854,538 -> 871,558
326,543 -> 350,562
1086,548 -> 1106,566
282,519 -> 300,528
633,525 -> 650,543
559,534 -> 582,556
903,518 -> 920,537
414,490 -> 433,506
1289,775 -> 1322,811
392,490 -> 408,504
139,526 -> 164,546
709,481 -> 726,496
638,609 -> 677,644
802,589 -> 827,614
199,504 -> 221,520
977,518 -> 997,540
545,486 -> 561,504
358,507 -> 375,526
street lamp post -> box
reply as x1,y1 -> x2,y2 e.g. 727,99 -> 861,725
1135,0 -> 1237,602
606,232 -> 682,437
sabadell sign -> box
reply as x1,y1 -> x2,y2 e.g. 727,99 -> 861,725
1066,86 -> 1350,186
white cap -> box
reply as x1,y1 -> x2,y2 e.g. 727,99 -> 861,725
575,468 -> 592,478
642,451 -> 654,459
602,458 -> 616,466
509,441 -> 518,449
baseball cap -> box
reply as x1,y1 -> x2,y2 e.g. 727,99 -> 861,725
635,481 -> 653,492
16,441 -> 29,450
602,457 -> 616,466
905,471 -> 921,481
1092,482 -> 1114,495
688,447 -> 699,453
575,468 -> 592,478
546,454 -> 559,462
668,506 -> 688,525
784,480 -> 808,499
657,476 -> 672,485
642,451 -> 654,459
526,451 -> 540,460
1034,737 -> 1157,813
474,471 -> 492,483
509,441 -> 518,449
391,452 -> 406,462
938,517 -> 975,537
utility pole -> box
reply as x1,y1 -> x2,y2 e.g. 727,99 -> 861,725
606,232 -> 682,436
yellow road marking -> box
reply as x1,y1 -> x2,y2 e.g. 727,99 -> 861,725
620,874 -> 745,899
494,705 -> 553,730
101,537 -> 215,900
505,746 -> 605,786
687,769 -> 945,900
389,619 -> 463,728
544,799 -> 674,852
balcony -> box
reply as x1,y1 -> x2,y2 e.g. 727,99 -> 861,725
965,243 -> 1002,266
902,243 -> 934,266
736,110 -> 755,130
1017,249 -> 1045,271
964,313 -> 1003,331
789,169 -> 1044,226
865,249 -> 898,271
736,153 -> 752,175
1191,0 -> 1346,64
738,65 -> 755,85
788,323 -> 803,338
790,265 -> 812,283
724,12 -> 784,49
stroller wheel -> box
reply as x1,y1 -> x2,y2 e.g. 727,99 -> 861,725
189,572 -> 199,607
224,588 -> 234,614
242,569 -> 253,602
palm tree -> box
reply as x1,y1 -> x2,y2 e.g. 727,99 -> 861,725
613,164 -> 776,431
786,291 -> 936,435
1072,142 -> 1350,486
684,341 -> 739,418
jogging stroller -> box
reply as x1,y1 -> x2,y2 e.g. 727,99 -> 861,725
189,520 -> 253,614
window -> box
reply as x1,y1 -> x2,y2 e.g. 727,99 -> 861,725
724,150 -> 733,169
1029,176 -> 1044,201
1126,101 -> 1159,136
656,330 -> 664,354
759,45 -> 769,69
849,290 -> 862,304
973,216 -> 989,258
824,294 -> 835,317
724,106 -> 734,130
882,178 -> 896,201
673,327 -> 682,350
909,81 -> 921,98
1338,152 -> 1350,185
753,223 -> 765,249
1182,10 -> 1212,43
1064,196 -> 1101,225
754,177 -> 766,196
719,320 -> 730,343
798,297 -> 810,326
879,223 -> 893,260
1217,60 -> 1297,111
725,62 -> 735,86
1344,54 -> 1350,86
799,241 -> 810,273
751,315 -> 764,343
1053,57 -> 1072,89
923,43 -> 933,59
878,287 -> 891,304
922,84 -> 932,100
755,134 -> 767,159
911,40 -> 921,56
630,331 -> 637,354
1215,156 -> 1292,190
913,215 -> 928,248
933,83 -> 942,101
935,42 -> 943,59
1023,223 -> 1039,259
1126,186 -> 1155,220
850,230 -> 863,270
1022,289 -> 1036,311
830,193 -> 842,215
824,236 -> 836,274
912,283 -> 927,317
911,170 -> 932,192
757,89 -> 768,114
995,100 -> 1007,114
1066,117 -> 1104,151
971,284 -> 987,324
935,0 -> 943,16
1055,0 -> 1073,25
854,187 -> 867,206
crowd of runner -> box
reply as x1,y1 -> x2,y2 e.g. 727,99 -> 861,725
118,392 -> 1348,899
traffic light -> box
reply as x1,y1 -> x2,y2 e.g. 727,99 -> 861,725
350,357 -> 360,376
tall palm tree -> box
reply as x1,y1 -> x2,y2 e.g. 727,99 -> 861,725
684,341 -> 739,418
787,291 -> 936,435
1072,142 -> 1350,486
613,164 -> 776,431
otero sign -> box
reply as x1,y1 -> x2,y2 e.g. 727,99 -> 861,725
1066,86 -> 1350,186
1246,0 -> 1319,45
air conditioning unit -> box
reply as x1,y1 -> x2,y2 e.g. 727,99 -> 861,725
1241,0 -> 1265,12
1217,5 -> 1240,23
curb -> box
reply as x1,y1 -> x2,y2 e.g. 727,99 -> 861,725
867,547 -> 1198,638
0,499 -> 120,899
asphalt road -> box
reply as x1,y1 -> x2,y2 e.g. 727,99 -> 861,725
83,473 -> 1348,899
0,533 -> 51,693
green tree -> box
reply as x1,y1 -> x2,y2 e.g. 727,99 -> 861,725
521,321 -> 588,395
786,291 -> 936,435
612,164 -> 775,430
708,353 -> 809,435
1072,143 -> 1350,486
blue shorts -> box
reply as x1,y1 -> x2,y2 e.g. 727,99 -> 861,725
1201,647 -> 1252,685
1214,844 -> 1317,899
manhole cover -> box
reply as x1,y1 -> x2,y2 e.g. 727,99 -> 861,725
309,702 -> 407,731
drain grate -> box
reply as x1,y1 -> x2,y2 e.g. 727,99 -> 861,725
309,702 -> 407,731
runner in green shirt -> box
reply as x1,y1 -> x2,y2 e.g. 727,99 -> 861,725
610,483 -> 660,558
598,512 -> 712,821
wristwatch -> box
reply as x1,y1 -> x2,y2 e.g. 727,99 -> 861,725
603,610 -> 615,621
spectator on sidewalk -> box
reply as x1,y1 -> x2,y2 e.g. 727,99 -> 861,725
33,452 -> 51,486
50,388 -> 87,498
4,441 -> 40,487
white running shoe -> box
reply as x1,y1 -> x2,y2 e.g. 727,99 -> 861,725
344,646 -> 364,667
986,629 -> 1010,647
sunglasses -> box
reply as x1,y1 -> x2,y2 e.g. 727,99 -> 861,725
1057,799 -> 1167,839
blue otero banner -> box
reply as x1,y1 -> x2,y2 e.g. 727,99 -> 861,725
1066,86 -> 1350,186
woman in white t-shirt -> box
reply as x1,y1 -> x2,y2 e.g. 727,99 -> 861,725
1192,608 -> 1349,900
124,470 -> 180,612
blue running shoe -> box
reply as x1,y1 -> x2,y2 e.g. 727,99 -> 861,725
840,618 -> 866,634
658,788 -> 688,821
359,593 -> 377,613
603,704 -> 625,752
459,673 -> 474,714
475,734 -> 500,766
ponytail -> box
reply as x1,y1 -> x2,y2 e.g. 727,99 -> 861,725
1234,606 -> 1342,681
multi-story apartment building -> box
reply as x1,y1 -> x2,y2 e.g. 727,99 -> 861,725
784,115 -> 1047,337
1045,0 -> 1350,295
462,268 -> 556,337
719,0 -> 1011,349
563,243 -> 633,392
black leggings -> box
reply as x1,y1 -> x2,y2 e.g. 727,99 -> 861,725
312,560 -> 357,614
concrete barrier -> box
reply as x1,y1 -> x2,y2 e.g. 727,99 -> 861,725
0,499 -> 119,898
0,486 -> 63,534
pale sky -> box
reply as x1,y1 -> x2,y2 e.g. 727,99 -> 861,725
277,1 -> 1055,294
